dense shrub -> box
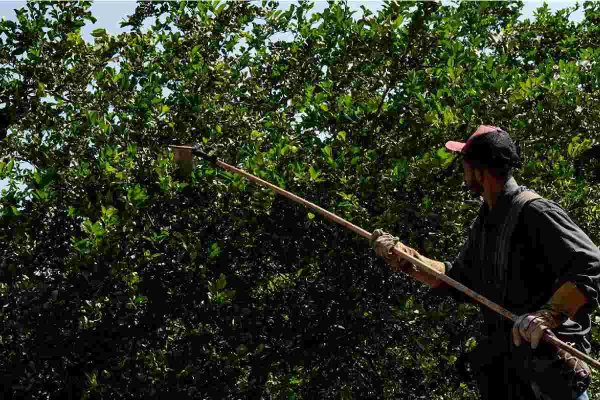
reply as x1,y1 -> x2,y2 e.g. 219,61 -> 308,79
1,1 -> 599,398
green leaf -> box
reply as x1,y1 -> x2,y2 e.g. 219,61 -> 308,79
83,220 -> 105,238
307,212 -> 315,220
91,28 -> 107,38
66,31 -> 82,43
392,15 -> 404,29
32,170 -> 42,185
72,238 -> 91,254
127,185 -> 149,207
436,148 -> 450,160
308,166 -> 321,180
36,82 -> 45,96
216,273 -> 227,290
209,242 -> 221,258
82,220 -> 93,233
251,130 -> 264,140
33,189 -> 49,201
101,206 -> 118,226
567,135 -> 593,158
87,111 -> 98,125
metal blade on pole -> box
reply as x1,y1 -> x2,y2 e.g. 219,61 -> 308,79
169,145 -> 600,370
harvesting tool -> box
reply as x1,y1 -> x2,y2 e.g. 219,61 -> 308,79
168,144 -> 600,370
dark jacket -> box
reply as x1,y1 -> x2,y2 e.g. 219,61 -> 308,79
439,178 -> 600,398
444,178 -> 600,350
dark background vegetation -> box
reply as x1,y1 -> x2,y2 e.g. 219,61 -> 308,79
1,1 -> 599,398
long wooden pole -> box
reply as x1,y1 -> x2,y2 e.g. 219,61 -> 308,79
170,145 -> 600,370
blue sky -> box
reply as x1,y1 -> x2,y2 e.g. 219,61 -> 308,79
0,1 -> 585,192
0,1 -> 586,39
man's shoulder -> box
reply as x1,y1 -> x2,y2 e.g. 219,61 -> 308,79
518,191 -> 571,224
522,193 -> 559,212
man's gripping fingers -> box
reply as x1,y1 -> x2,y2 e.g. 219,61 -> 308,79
512,314 -> 553,349
374,234 -> 399,259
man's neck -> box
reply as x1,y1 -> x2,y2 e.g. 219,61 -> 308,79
483,176 -> 510,210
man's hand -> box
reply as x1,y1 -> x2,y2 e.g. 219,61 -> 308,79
512,309 -> 563,349
371,229 -> 446,287
513,282 -> 588,349
371,229 -> 419,273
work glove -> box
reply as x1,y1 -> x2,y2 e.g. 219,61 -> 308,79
512,282 -> 589,349
371,229 -> 446,287
512,308 -> 564,350
513,282 -> 592,395
371,229 -> 419,273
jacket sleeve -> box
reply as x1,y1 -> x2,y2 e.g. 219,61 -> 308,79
524,200 -> 600,309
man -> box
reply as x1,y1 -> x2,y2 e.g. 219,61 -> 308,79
373,125 -> 600,400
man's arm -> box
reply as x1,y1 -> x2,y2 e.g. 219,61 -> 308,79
371,229 -> 477,290
512,201 -> 600,348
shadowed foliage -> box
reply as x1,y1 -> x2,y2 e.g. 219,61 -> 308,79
1,1 -> 599,398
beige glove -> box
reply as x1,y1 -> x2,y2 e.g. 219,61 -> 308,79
512,282 -> 589,349
512,309 -> 564,349
512,282 -> 592,394
371,229 -> 446,288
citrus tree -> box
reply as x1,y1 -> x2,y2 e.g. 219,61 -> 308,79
1,1 -> 599,398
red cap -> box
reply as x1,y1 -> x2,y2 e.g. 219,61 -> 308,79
445,125 -> 501,153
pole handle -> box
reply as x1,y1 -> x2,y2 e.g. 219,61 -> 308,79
175,145 -> 600,370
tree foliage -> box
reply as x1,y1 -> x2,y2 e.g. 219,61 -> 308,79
1,1 -> 600,398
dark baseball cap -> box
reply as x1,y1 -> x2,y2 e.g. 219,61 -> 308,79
445,125 -> 521,169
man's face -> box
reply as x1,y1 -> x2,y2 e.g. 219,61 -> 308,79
462,159 -> 483,196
